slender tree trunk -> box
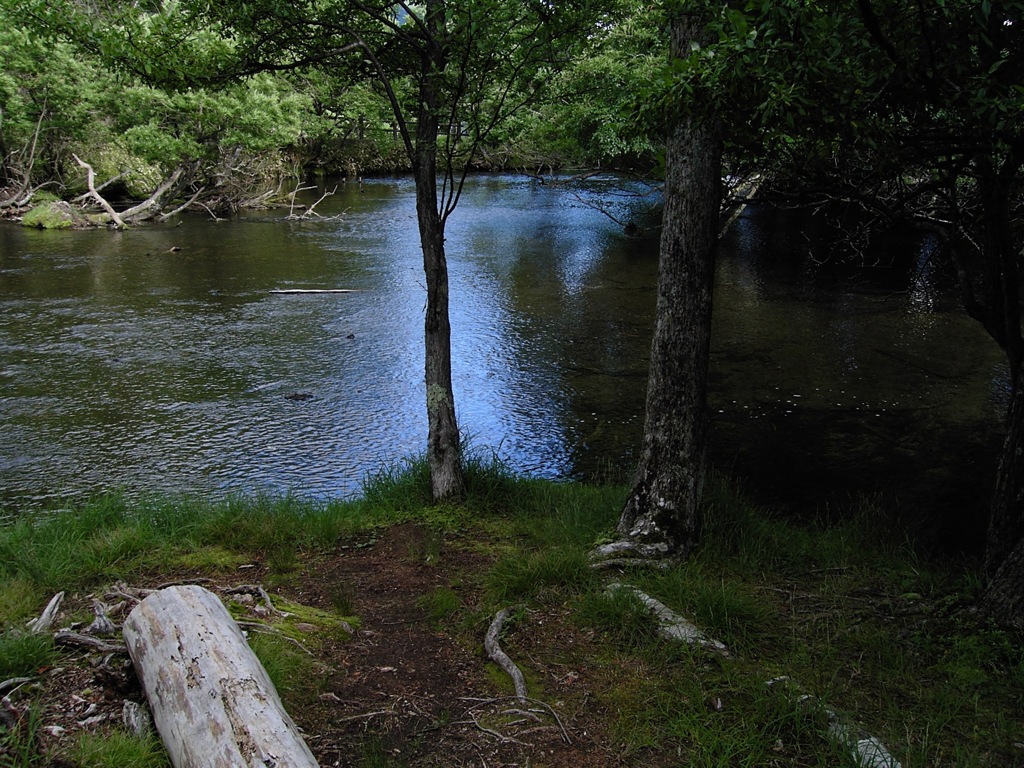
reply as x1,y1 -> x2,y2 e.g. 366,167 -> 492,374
415,0 -> 464,502
598,8 -> 722,560
985,299 -> 1024,584
985,362 -> 1024,629
980,153 -> 1024,628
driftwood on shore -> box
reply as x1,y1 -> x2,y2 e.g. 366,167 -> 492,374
122,584 -> 319,768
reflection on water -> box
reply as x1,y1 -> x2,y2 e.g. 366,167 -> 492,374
0,176 -> 1009,548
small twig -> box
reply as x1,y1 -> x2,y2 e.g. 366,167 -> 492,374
107,581 -> 155,603
334,709 -> 392,723
302,186 -> 339,218
464,710 -> 529,746
158,186 -> 206,221
523,697 -> 571,745
461,696 -> 572,745
195,201 -> 224,221
0,677 -> 34,695
154,578 -> 213,590
269,288 -> 359,295
287,183 -> 317,217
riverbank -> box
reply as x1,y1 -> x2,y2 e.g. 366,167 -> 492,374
1,464 -> 1021,767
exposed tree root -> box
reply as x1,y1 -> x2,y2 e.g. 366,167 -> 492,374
459,696 -> 571,746
484,607 -> 528,701
767,678 -> 902,768
589,538 -> 676,565
606,582 -> 729,656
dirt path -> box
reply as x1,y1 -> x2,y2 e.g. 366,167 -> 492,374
291,524 -> 610,767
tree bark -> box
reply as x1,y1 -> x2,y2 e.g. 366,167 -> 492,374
984,536 -> 1024,631
980,151 -> 1024,629
600,9 -> 722,559
984,358 -> 1024,629
122,585 -> 319,768
415,0 -> 465,503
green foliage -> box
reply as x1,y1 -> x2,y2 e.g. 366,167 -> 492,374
0,0 -> 328,206
0,7 -> 110,186
494,2 -> 664,167
111,73 -> 312,168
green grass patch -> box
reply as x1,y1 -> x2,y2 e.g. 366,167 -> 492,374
70,731 -> 170,768
0,630 -> 58,679
173,545 -> 250,571
248,632 -> 322,704
0,579 -> 44,626
485,547 -> 598,604
417,587 -> 462,627
574,586 -> 660,649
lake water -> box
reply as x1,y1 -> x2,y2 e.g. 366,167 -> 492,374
0,174 -> 1009,549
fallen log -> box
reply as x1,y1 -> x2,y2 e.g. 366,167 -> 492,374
122,585 -> 319,768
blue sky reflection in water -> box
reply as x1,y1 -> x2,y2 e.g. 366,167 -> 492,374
0,175 -> 1010,536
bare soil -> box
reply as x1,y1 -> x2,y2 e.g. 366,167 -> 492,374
14,524 -> 625,768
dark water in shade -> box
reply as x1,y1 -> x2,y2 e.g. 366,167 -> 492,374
0,175 -> 1008,550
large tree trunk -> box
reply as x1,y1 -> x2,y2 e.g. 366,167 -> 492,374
122,585 -> 319,768
416,0 -> 465,503
598,9 -> 722,560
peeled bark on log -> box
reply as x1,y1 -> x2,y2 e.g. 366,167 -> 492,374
122,585 -> 318,768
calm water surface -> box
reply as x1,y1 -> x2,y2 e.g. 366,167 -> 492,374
0,175 -> 1009,545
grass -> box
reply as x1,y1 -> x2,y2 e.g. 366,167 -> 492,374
0,704 -> 45,768
417,587 -> 462,627
247,632 -> 321,703
69,732 -> 169,768
0,631 -> 57,680
1,460 -> 1022,766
